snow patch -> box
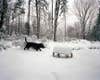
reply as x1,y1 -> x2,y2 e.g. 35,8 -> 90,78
53,46 -> 72,54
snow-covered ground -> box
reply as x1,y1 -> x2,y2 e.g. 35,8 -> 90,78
0,39 -> 100,80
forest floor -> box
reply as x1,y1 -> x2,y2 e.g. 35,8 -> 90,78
0,39 -> 100,80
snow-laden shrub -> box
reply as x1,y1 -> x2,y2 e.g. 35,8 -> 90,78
25,35 -> 37,42
65,39 -> 92,50
12,39 -> 25,48
88,41 -> 100,49
0,44 -> 6,51
0,40 -> 12,51
5,35 -> 38,48
5,34 -> 26,41
53,46 -> 72,54
53,46 -> 73,58
0,31 -> 6,40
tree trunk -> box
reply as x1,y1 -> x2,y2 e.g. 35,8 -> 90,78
81,22 -> 86,39
54,16 -> 58,41
64,11 -> 67,40
5,16 -> 10,35
35,0 -> 40,39
26,0 -> 31,35
53,0 -> 60,41
52,0 -> 54,30
0,0 -> 7,29
37,7 -> 40,39
50,0 -> 54,39
18,15 -> 21,34
0,13 -> 4,29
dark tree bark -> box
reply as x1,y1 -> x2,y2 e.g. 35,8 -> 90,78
0,12 -> 4,29
53,0 -> 60,41
0,0 -> 7,29
35,0 -> 40,39
52,0 -> 54,30
26,0 -> 31,35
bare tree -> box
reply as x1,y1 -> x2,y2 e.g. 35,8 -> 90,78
52,0 -> 54,30
53,0 -> 60,41
60,0 -> 68,40
35,0 -> 48,38
74,0 -> 97,39
67,26 -> 75,38
0,0 -> 8,29
35,0 -> 39,38
25,0 -> 31,35
53,0 -> 67,41
10,0 -> 25,35
74,22 -> 81,38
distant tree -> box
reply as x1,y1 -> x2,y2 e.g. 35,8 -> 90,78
74,22 -> 81,38
60,0 -> 68,40
5,1 -> 11,35
51,0 -> 54,31
35,0 -> 48,38
74,0 -> 97,39
35,0 -> 39,38
0,0 -> 8,39
67,26 -> 75,38
53,0 -> 67,41
92,8 -> 100,41
53,0 -> 60,41
46,12 -> 53,39
0,0 -> 8,29
7,0 -> 24,35
46,0 -> 54,40
12,0 -> 25,19
14,0 -> 25,35
25,0 -> 31,35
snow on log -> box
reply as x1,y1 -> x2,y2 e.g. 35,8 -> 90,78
53,46 -> 73,58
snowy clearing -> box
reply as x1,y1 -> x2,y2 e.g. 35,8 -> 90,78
0,40 -> 100,80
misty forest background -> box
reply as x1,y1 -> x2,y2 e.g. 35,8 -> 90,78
0,0 -> 100,41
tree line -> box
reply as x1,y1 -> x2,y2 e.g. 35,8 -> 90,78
0,0 -> 100,41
